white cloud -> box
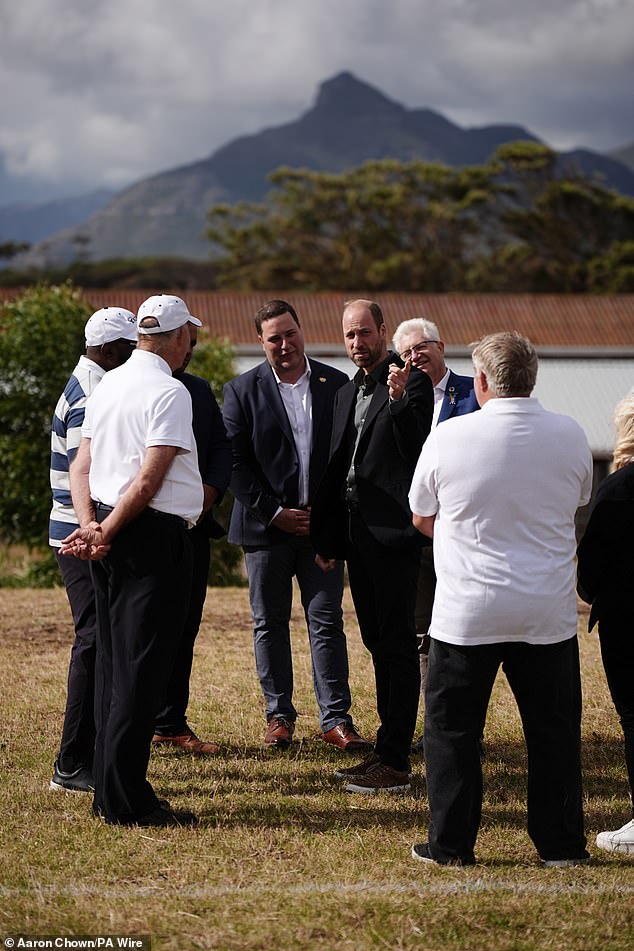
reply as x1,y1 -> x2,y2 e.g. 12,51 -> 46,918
0,0 -> 632,195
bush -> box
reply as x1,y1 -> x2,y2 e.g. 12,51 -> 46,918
0,283 -> 90,548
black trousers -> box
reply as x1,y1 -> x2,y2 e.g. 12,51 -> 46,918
154,523 -> 210,735
91,509 -> 193,823
345,511 -> 420,773
598,613 -> 634,815
424,636 -> 587,864
55,552 -> 97,773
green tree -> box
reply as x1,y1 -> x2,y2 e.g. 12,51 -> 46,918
207,159 -> 495,291
481,143 -> 634,291
587,241 -> 634,293
207,145 -> 634,293
0,283 -> 90,552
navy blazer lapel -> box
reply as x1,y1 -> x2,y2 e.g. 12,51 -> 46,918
438,370 -> 460,423
308,359 -> 329,448
256,363 -> 293,443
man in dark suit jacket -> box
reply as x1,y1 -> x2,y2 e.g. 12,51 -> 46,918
222,299 -> 370,753
311,299 -> 433,794
153,323 -> 233,755
392,317 -> 480,753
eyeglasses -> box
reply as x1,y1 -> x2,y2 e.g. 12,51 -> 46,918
400,340 -> 439,361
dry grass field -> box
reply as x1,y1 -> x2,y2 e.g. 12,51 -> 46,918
1,585 -> 633,950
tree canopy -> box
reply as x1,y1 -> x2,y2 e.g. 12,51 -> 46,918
206,143 -> 634,293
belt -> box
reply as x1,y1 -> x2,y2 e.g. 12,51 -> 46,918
92,501 -> 188,530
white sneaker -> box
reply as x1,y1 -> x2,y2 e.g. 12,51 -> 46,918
596,818 -> 634,855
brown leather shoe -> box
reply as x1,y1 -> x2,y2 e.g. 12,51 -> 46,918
264,716 -> 295,748
322,723 -> 373,753
152,729 -> 220,755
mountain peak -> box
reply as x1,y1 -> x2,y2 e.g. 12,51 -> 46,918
313,71 -> 403,116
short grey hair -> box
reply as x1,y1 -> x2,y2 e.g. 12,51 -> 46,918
392,317 -> 440,355
138,317 -> 181,355
471,331 -> 538,397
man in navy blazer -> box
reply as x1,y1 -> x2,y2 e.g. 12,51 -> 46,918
393,317 -> 479,753
153,323 -> 232,755
222,300 -> 370,753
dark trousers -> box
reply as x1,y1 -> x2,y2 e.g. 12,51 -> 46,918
55,551 -> 97,773
91,509 -> 193,823
154,523 -> 210,735
424,636 -> 587,864
245,537 -> 352,732
346,511 -> 420,773
414,544 -> 436,693
598,613 -> 634,815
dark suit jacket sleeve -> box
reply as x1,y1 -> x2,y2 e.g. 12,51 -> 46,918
388,365 -> 434,464
180,373 -> 232,497
576,464 -> 634,628
222,377 -> 282,526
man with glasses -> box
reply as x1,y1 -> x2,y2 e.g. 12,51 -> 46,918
392,318 -> 478,754
49,307 -> 138,794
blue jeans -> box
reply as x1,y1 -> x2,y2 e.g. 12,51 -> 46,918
245,538 -> 352,732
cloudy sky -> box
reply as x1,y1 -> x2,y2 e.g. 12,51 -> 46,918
1,0 -> 632,198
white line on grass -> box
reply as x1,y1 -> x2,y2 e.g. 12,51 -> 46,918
2,879 -> 634,899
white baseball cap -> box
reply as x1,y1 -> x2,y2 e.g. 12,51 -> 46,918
137,294 -> 202,334
85,307 -> 138,347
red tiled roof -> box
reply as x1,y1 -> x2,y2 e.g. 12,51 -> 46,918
3,289 -> 634,348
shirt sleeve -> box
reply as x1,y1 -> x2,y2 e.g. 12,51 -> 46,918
146,385 -> 194,452
408,429 -> 440,517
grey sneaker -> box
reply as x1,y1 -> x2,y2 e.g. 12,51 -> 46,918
50,759 -> 94,793
596,818 -> 634,855
542,855 -> 590,868
411,842 -> 472,867
345,761 -> 410,795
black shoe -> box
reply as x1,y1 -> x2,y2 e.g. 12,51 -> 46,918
134,806 -> 198,827
411,842 -> 472,867
92,797 -> 173,820
411,735 -> 425,756
50,759 -> 94,793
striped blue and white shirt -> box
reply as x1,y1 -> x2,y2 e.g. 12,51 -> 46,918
49,356 -> 106,547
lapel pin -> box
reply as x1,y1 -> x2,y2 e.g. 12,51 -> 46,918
319,377 -> 327,382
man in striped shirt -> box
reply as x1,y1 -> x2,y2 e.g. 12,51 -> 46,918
49,306 -> 137,794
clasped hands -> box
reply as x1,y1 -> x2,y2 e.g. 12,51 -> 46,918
60,521 -> 111,560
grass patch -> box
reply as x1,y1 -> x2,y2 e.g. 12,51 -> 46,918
0,587 -> 633,949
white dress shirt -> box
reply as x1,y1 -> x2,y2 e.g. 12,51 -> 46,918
274,360 -> 313,507
432,368 -> 451,427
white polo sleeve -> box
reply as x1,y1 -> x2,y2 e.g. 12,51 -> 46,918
408,429 -> 440,517
145,384 -> 193,453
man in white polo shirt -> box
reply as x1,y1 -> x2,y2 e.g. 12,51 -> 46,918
408,331 -> 593,867
62,295 -> 203,827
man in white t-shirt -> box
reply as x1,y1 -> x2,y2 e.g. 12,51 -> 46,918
62,295 -> 203,827
408,331 -> 593,867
